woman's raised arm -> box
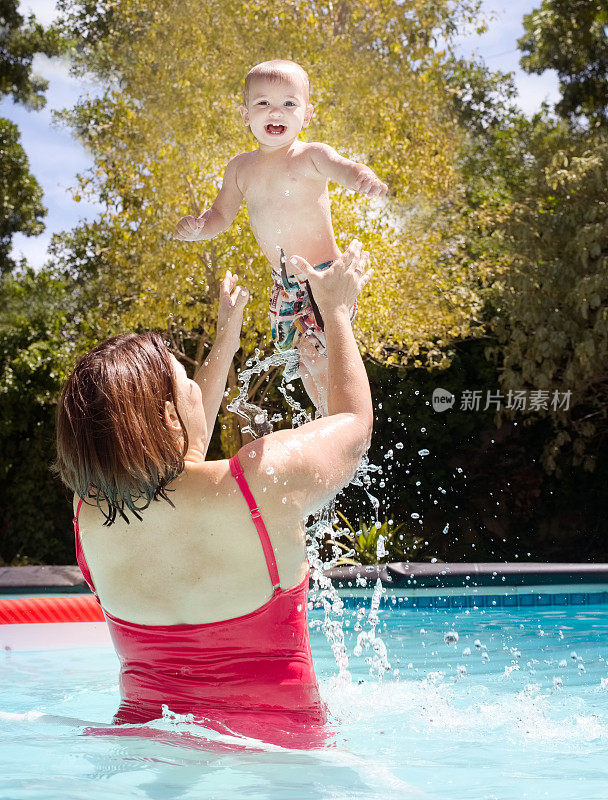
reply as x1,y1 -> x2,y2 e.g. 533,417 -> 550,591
239,240 -> 374,517
194,271 -> 248,456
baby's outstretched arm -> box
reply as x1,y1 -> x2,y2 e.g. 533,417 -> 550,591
309,143 -> 387,199
175,156 -> 244,241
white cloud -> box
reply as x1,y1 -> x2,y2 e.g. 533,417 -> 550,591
511,69 -> 560,117
18,0 -> 58,26
10,232 -> 52,271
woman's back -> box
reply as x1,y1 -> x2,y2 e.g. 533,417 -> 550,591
75,455 -> 308,625
76,454 -> 329,748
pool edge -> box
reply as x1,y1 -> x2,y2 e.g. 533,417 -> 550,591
2,562 -> 608,595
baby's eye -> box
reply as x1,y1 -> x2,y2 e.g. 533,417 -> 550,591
284,101 -> 296,107
256,100 -> 269,106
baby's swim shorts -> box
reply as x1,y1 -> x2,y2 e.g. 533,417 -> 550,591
269,250 -> 357,379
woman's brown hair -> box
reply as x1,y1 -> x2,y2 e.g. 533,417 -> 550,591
54,332 -> 188,524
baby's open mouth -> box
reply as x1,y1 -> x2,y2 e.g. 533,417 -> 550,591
265,124 -> 286,135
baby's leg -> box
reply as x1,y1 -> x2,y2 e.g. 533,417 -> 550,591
297,335 -> 329,417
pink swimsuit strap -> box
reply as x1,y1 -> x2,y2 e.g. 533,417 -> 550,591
228,454 -> 281,592
73,454 -> 282,599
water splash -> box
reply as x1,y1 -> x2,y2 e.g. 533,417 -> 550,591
227,349 -> 293,437
352,578 -> 391,678
227,348 -> 388,682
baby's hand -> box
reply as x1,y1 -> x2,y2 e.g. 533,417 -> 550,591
353,167 -> 388,200
175,214 -> 206,241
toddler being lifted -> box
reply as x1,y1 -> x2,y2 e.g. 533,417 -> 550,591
175,59 -> 386,414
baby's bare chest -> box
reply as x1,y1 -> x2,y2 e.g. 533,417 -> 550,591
239,156 -> 327,213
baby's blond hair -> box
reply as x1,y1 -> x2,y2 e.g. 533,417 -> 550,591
244,60 -> 310,104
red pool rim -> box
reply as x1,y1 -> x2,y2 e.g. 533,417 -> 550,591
0,595 -> 104,624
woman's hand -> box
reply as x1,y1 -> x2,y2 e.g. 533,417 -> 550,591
216,270 -> 249,354
288,239 -> 373,316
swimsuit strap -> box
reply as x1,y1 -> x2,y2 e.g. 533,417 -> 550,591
229,454 -> 281,592
73,496 -> 100,602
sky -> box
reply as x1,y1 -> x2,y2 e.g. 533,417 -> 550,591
1,0 -> 560,270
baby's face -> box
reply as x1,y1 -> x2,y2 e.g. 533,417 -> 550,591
240,77 -> 313,148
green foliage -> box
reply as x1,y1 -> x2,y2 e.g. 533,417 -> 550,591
0,1 -> 63,273
490,131 -> 608,474
441,50 -> 608,474
0,0 -> 63,109
327,511 -> 427,566
0,266 -> 86,564
519,0 -> 608,126
0,119 -> 46,273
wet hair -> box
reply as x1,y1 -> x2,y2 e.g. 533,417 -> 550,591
54,332 -> 188,525
243,59 -> 310,104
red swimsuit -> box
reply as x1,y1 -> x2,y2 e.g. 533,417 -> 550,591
74,454 -> 331,749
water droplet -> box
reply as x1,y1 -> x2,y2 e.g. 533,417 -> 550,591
284,189 -> 290,196
418,448 -> 429,457
266,467 -> 275,475
411,512 -> 420,519
248,451 -> 256,459
462,647 -> 471,656
395,442 -> 404,449
444,631 -> 459,646
474,639 -> 482,650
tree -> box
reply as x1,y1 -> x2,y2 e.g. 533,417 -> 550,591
519,0 -> 608,126
0,266 -> 82,564
54,0 -> 489,402
489,129 -> 608,474
444,55 -> 608,474
0,118 -> 45,273
0,2 -> 73,560
1,0 -> 62,107
0,0 -> 63,272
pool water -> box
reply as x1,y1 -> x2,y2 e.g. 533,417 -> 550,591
1,593 -> 608,800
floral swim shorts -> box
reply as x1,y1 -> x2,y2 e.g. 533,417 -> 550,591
269,249 -> 357,377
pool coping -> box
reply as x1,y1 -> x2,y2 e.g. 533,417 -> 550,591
2,562 -> 608,595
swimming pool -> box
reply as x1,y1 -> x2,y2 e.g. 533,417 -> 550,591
2,580 -> 608,800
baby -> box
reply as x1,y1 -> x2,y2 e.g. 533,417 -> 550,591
175,59 -> 387,413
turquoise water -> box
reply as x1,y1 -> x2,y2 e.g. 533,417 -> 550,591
2,593 -> 608,800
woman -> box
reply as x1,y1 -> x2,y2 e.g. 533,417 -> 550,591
54,240 -> 373,750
